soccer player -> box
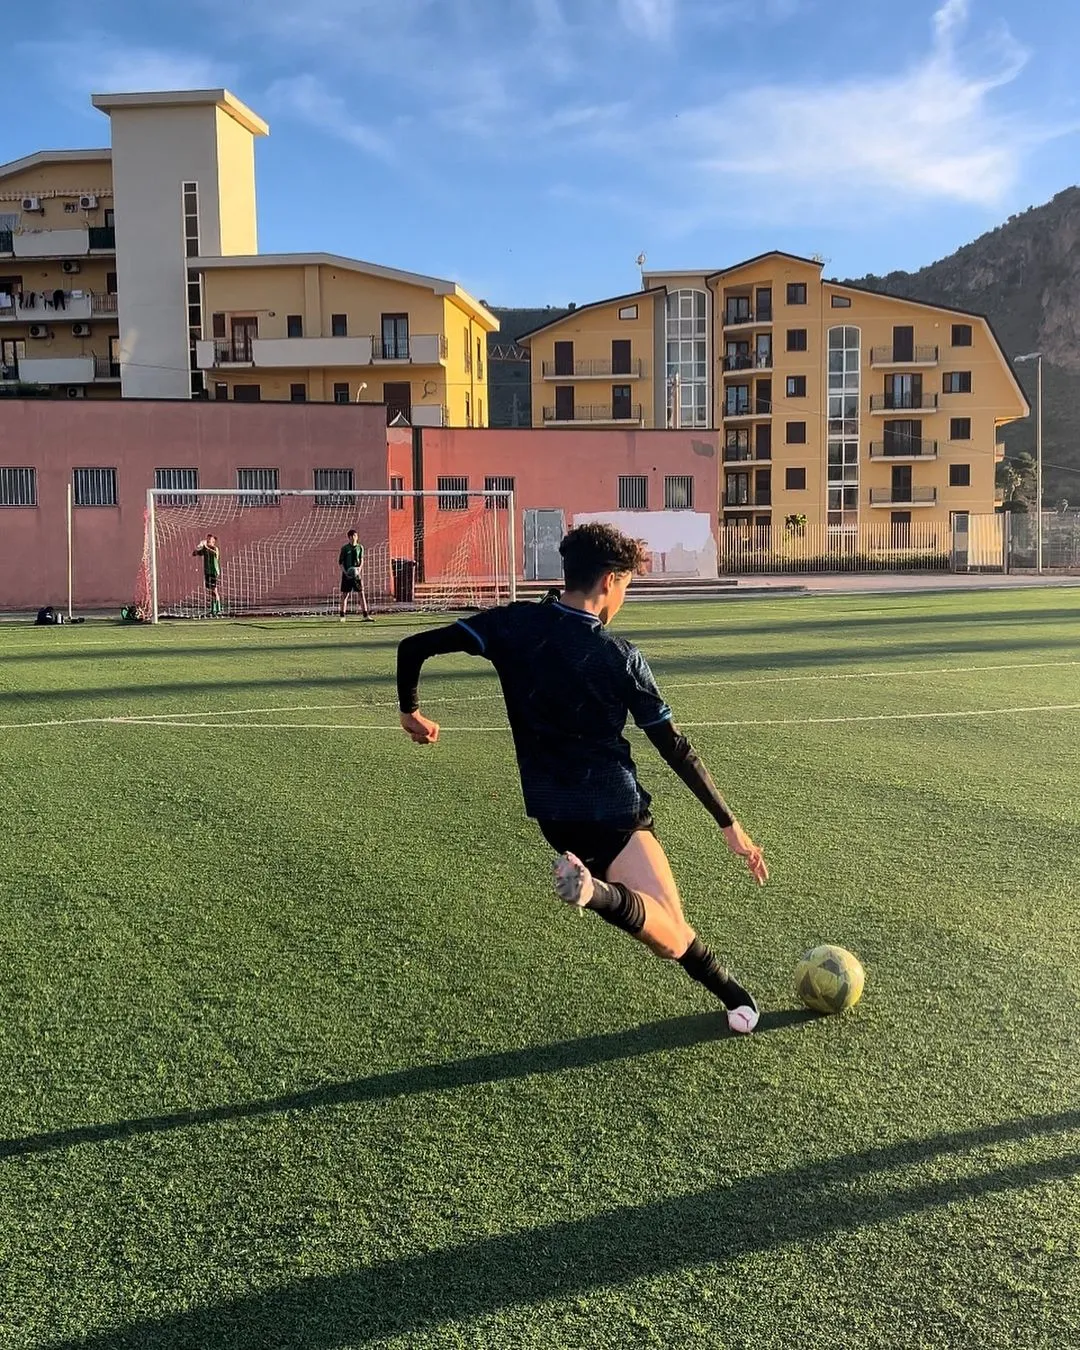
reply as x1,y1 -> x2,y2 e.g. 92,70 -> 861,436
396,522 -> 768,1033
339,530 -> 374,622
193,535 -> 222,618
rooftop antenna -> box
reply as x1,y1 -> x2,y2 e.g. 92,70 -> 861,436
636,252 -> 646,289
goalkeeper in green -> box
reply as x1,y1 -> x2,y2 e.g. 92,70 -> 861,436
193,535 -> 222,617
339,530 -> 373,622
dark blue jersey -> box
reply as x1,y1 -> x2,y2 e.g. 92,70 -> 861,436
456,601 -> 671,824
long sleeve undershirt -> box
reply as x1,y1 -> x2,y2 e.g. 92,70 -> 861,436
396,622 -> 735,828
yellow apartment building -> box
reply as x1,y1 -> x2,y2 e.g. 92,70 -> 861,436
0,151 -> 120,400
3,88 -> 495,422
193,254 -> 497,426
520,252 -> 1028,533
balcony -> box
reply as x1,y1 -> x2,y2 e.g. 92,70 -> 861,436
869,486 -> 938,507
722,352 -> 772,374
723,445 -> 772,463
869,393 -> 938,414
0,290 -> 97,322
542,403 -> 643,426
541,357 -> 644,379
724,306 -> 772,329
16,356 -> 96,385
724,400 -> 772,420
411,404 -> 449,427
870,344 -> 939,367
10,228 -> 94,259
91,292 -> 119,317
249,335 -> 375,369
372,333 -> 448,364
88,227 -> 116,252
869,440 -> 939,461
93,355 -> 121,380
204,337 -> 254,366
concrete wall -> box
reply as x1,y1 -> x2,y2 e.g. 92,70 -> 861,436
0,399 -> 390,610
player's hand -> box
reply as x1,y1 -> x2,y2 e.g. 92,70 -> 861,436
723,821 -> 768,885
400,711 -> 439,745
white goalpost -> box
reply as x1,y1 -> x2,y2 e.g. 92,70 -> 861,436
136,488 -> 516,622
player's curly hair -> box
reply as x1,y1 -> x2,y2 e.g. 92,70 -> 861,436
559,523 -> 647,592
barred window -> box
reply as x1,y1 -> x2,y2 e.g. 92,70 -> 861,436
437,475 -> 469,511
314,468 -> 354,507
73,468 -> 117,507
484,475 -> 514,510
237,467 -> 280,507
0,467 -> 36,507
664,475 -> 694,510
154,467 -> 198,507
618,475 -> 648,510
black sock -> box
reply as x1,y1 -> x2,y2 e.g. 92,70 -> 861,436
677,936 -> 754,1010
586,879 -> 646,936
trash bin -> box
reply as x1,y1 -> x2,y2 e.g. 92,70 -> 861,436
392,558 -> 416,604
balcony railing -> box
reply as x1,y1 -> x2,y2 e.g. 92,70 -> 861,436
541,357 -> 644,378
870,345 -> 939,366
212,337 -> 254,364
870,392 -> 938,412
724,306 -> 772,327
88,227 -> 115,251
869,440 -> 939,459
542,403 -> 642,423
93,355 -> 121,379
723,352 -> 772,372
725,399 -> 772,417
725,491 -> 771,507
869,486 -> 938,506
91,292 -> 119,316
372,333 -> 449,362
0,231 -> 11,254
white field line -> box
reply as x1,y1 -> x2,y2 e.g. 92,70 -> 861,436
18,701 -> 1080,733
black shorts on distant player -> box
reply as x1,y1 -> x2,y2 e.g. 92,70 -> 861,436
396,523 -> 771,1034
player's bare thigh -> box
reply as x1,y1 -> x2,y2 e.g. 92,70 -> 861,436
606,829 -> 685,922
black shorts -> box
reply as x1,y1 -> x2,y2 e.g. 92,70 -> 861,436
341,573 -> 363,594
204,576 -> 219,592
537,813 -> 655,879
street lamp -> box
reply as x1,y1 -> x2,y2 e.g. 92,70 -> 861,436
1013,352 -> 1043,575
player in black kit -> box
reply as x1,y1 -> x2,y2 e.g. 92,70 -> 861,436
396,523 -> 768,1032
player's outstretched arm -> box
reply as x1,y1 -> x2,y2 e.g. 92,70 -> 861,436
644,719 -> 769,885
396,623 -> 483,745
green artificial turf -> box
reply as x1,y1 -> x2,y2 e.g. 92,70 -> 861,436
0,589 -> 1078,1349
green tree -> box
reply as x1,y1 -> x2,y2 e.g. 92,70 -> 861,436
996,453 -> 1037,511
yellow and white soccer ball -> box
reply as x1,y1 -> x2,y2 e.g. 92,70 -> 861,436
794,944 -> 865,1015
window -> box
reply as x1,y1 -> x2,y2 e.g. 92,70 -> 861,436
949,463 -> 971,487
154,467 -> 198,507
212,312 -> 227,339
618,304 -> 638,320
478,397 -> 483,427
664,475 -> 694,510
465,392 -> 472,427
786,421 -> 807,444
831,295 -> 852,308
73,468 -> 117,507
237,467 -> 280,507
787,282 -> 807,305
182,181 -> 199,259
665,289 -> 709,428
485,475 -> 515,509
106,271 -> 117,295
786,375 -> 807,398
381,313 -> 409,359
0,213 -> 17,233
725,471 -> 750,507
331,313 -> 348,337
437,475 -> 469,511
287,315 -> 303,339
756,288 -> 773,320
611,339 -> 632,375
951,324 -> 973,347
785,467 -> 806,491
618,475 -> 648,510
755,468 -> 771,505
787,328 -> 808,352
950,417 -> 971,440
390,475 -> 405,511
232,384 -> 261,402
314,468 -> 354,506
612,384 -> 633,419
464,328 -> 472,373
553,340 -> 574,376
943,371 -> 972,394
290,383 -> 307,402
0,467 -> 36,507
756,424 -> 772,459
884,420 -> 922,455
333,382 -> 350,404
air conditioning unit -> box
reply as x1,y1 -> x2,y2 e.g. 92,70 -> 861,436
28,324 -> 48,339
21,196 -> 42,213
72,323 -> 92,338
78,194 -> 98,211
61,260 -> 81,275
66,386 -> 85,400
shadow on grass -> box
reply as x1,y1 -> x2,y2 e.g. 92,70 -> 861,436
0,1010 -> 813,1162
45,1109 -> 1080,1348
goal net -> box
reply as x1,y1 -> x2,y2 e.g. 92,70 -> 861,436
136,488 -> 515,620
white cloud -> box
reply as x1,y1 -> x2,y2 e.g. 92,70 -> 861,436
22,35 -> 231,97
617,0 -> 676,41
266,75 -> 395,161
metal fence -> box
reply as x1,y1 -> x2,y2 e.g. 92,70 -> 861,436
719,520 -> 956,574
1006,511 -> 1080,570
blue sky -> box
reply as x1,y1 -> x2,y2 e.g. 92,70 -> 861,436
8,0 -> 1080,306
